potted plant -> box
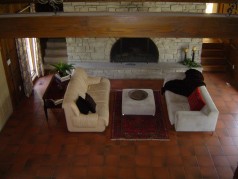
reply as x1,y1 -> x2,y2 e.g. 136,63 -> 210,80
182,58 -> 201,68
51,62 -> 74,77
51,62 -> 74,82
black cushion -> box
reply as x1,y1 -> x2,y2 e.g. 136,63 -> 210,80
76,96 -> 90,114
162,69 -> 206,97
85,93 -> 96,113
162,79 -> 190,96
185,69 -> 204,81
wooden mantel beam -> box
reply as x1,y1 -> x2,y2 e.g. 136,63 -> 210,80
0,12 -> 238,38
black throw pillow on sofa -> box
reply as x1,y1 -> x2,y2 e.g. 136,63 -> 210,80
185,69 -> 204,81
85,93 -> 96,113
76,96 -> 90,114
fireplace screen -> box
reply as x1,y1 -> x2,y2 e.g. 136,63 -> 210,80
110,38 -> 159,63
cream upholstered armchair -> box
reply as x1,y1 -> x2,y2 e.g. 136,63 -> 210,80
62,67 -> 110,132
164,72 -> 219,132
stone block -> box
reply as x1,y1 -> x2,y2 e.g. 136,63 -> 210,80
63,6 -> 75,12
96,6 -> 107,11
66,38 -> 75,43
161,8 -> 171,12
108,8 -> 116,12
91,53 -> 105,61
188,10 -> 197,13
106,2 -> 120,5
180,38 -> 192,43
116,8 -> 129,12
92,39 -> 109,46
184,5 -> 196,10
75,48 -> 86,53
86,2 -> 100,5
85,46 -> 95,53
155,2 -> 166,6
149,7 -> 161,12
89,7 -> 97,12
80,53 -> 91,61
79,7 -> 89,12
120,2 -> 132,5
164,54 -> 174,59
72,2 -> 85,6
199,10 -> 205,13
143,2 -> 156,7
132,2 -> 143,6
195,4 -> 206,10
72,55 -> 80,60
171,5 -> 183,12
138,8 -> 149,12
129,8 -> 138,12
66,47 -> 75,53
73,7 -> 80,12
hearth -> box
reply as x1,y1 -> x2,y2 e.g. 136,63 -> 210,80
110,38 -> 159,63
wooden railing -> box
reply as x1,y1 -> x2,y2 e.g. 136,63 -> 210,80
0,12 -> 238,38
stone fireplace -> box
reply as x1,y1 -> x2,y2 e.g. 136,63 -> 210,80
63,2 -> 206,78
110,38 -> 159,63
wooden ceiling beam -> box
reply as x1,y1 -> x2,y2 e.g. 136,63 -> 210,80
0,12 -> 238,38
0,0 -> 235,3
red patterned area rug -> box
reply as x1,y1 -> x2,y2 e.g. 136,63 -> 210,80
111,90 -> 169,140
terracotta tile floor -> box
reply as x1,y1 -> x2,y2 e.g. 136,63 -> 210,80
0,72 -> 238,178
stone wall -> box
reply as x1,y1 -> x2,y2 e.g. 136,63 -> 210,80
63,2 -> 206,13
64,2 -> 206,64
66,37 -> 203,64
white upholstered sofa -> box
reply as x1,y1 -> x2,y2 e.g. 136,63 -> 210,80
164,72 -> 219,132
62,67 -> 110,132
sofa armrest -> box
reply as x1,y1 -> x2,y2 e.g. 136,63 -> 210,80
175,111 -> 218,131
79,113 -> 99,121
63,102 -> 80,117
70,102 -> 80,117
87,76 -> 101,85
64,102 -> 100,120
73,113 -> 99,128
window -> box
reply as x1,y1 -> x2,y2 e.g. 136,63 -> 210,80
206,3 -> 214,13
206,3 -> 218,14
25,38 -> 38,81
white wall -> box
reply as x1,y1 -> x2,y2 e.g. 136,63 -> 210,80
0,50 -> 13,131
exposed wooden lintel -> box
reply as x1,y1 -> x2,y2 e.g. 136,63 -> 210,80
0,13 -> 238,38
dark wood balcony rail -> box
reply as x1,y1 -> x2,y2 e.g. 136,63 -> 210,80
0,12 -> 238,38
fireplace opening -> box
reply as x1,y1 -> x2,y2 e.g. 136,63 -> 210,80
110,38 -> 159,63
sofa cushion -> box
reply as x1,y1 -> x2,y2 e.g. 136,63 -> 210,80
85,93 -> 96,113
71,68 -> 88,94
165,91 -> 188,103
88,78 -> 110,92
167,102 -> 190,125
87,91 -> 109,103
188,88 -> 206,111
76,96 -> 90,114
